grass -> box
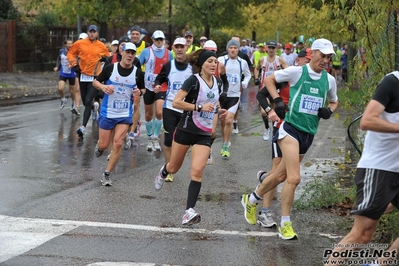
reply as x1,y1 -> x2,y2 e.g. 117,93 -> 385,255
0,83 -> 8,88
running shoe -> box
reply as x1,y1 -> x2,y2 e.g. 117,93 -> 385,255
101,172 -> 112,186
92,102 -> 99,121
165,173 -> 174,182
154,167 -> 166,190
94,144 -> 104,157
207,149 -> 213,165
257,211 -> 277,228
232,122 -> 239,134
59,98 -> 68,109
278,222 -> 298,240
241,194 -> 257,225
152,138 -> 161,151
70,101 -> 75,111
123,133 -> 131,150
182,208 -> 201,226
73,107 -> 81,116
257,171 -> 267,183
128,132 -> 135,141
146,138 -> 154,151
221,145 -> 230,158
76,126 -> 86,137
263,128 -> 271,141
133,121 -> 141,138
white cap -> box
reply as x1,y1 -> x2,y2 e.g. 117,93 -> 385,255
173,37 -> 186,46
152,30 -> 165,39
121,42 -> 137,51
311,38 -> 335,55
203,40 -> 217,51
111,40 -> 119,46
79,33 -> 88,39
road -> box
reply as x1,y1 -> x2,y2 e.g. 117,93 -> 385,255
0,86 -> 348,266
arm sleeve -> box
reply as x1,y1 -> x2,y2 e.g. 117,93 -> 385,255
372,74 -> 398,107
139,49 -> 149,65
220,73 -> 229,93
256,86 -> 271,110
155,62 -> 171,85
136,68 -> 145,89
103,55 -> 112,68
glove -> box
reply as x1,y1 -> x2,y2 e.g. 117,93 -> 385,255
274,97 -> 286,119
219,92 -> 227,106
254,78 -> 260,86
99,56 -> 107,62
318,107 -> 333,119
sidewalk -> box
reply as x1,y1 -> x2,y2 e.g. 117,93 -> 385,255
0,71 -> 63,106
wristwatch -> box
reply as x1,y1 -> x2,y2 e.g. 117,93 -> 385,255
265,106 -> 272,114
197,104 -> 203,112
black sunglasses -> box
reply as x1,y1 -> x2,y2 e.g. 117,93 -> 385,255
155,38 -> 164,41
200,39 -> 207,42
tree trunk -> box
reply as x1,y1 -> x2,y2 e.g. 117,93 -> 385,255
99,21 -> 108,41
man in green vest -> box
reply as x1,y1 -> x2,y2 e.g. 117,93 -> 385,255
241,38 -> 339,240
184,30 -> 200,54
331,43 -> 343,84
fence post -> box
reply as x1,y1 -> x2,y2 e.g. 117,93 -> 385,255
7,20 -> 16,73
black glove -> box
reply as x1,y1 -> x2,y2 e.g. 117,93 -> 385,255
254,78 -> 260,86
274,97 -> 286,119
99,56 -> 107,62
219,92 -> 227,107
318,107 -> 333,119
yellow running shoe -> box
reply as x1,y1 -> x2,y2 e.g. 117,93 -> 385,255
278,222 -> 298,240
165,173 -> 174,182
241,194 -> 257,225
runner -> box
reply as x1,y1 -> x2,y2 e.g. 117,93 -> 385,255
241,38 -> 338,240
154,49 -> 227,226
54,39 -> 76,112
67,25 -> 110,138
138,30 -> 173,151
218,39 -> 251,158
154,37 -> 192,182
254,40 -> 288,141
92,42 -> 144,186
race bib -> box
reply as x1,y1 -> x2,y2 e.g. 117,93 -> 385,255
62,62 -> 71,74
113,100 -> 129,110
199,111 -> 214,120
227,74 -> 239,84
172,81 -> 183,91
299,94 -> 323,115
80,74 -> 94,82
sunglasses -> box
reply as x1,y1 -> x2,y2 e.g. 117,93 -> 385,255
200,39 -> 207,42
155,38 -> 164,41
268,46 -> 276,49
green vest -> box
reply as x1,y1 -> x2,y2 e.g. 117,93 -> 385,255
285,65 -> 329,135
331,49 -> 342,66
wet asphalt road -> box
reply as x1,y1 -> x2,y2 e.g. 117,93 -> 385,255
0,86 -> 349,266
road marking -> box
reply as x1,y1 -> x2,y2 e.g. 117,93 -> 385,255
0,214 -> 341,263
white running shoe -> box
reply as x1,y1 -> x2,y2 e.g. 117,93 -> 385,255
263,128 -> 271,141
59,98 -> 68,109
257,211 -> 277,228
101,172 -> 112,186
152,138 -> 162,151
146,138 -> 154,151
207,149 -> 213,165
123,133 -> 131,150
154,167 -> 166,190
92,102 -> 99,121
182,208 -> 201,226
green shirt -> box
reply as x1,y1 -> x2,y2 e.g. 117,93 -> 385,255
253,50 -> 268,68
331,49 -> 342,66
285,65 -> 329,135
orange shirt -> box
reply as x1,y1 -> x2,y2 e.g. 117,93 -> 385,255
67,39 -> 110,76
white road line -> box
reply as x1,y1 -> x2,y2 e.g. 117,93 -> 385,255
0,214 -> 341,263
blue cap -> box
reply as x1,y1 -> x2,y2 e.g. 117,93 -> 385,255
88,25 -> 98,32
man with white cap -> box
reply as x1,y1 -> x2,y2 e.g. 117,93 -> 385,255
218,39 -> 251,158
241,38 -> 338,240
92,42 -> 144,186
139,30 -> 173,152
154,37 -> 192,182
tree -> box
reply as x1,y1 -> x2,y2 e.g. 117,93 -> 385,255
0,0 -> 21,20
25,0 -> 164,37
170,0 -> 268,38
